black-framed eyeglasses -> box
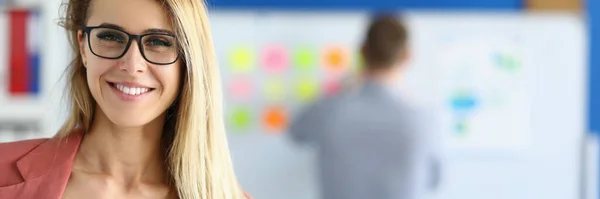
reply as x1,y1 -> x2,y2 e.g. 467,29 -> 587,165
82,26 -> 180,65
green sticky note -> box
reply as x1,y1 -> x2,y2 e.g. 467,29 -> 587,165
294,46 -> 316,72
296,78 -> 319,102
230,47 -> 254,73
455,121 -> 468,137
354,52 -> 364,71
230,107 -> 252,131
264,79 -> 286,101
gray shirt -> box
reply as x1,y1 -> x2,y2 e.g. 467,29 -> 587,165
289,80 -> 442,199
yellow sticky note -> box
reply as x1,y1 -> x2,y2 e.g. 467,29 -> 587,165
296,78 -> 319,102
264,78 -> 286,101
229,46 -> 254,73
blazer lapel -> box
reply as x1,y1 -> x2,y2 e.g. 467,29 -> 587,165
15,130 -> 82,199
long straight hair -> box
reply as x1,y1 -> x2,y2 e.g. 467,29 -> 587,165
57,0 -> 245,198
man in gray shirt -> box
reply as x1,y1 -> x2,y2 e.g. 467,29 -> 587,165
289,14 -> 442,199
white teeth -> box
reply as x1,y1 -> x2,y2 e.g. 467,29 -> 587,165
114,83 -> 152,96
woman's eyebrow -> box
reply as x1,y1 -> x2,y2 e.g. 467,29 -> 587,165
98,23 -> 125,31
97,23 -> 175,35
143,28 -> 175,35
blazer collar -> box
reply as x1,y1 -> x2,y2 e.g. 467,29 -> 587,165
16,129 -> 83,180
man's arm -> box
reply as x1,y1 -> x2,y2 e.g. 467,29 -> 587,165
288,99 -> 330,146
426,110 -> 444,192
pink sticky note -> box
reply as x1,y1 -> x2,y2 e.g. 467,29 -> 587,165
323,78 -> 342,97
261,45 -> 288,73
229,78 -> 253,100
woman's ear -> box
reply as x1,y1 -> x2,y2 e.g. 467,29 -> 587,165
77,30 -> 88,68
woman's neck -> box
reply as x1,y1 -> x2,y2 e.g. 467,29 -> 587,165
74,107 -> 168,185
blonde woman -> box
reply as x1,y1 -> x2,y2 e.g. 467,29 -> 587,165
0,0 -> 251,198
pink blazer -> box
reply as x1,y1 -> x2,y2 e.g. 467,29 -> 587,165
0,131 -> 82,199
0,131 -> 252,199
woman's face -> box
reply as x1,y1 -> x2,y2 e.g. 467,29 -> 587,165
79,0 -> 182,127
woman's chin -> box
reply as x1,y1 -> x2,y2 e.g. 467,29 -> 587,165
106,113 -> 156,128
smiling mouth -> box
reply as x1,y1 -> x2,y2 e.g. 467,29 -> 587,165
108,82 -> 156,96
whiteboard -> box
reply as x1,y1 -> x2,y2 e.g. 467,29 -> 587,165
404,13 -> 587,199
0,6 -> 586,198
214,12 -> 587,199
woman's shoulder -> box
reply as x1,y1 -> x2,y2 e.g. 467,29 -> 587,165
0,131 -> 83,164
0,138 -> 49,186
0,132 -> 82,186
0,138 -> 49,162
0,137 -> 49,166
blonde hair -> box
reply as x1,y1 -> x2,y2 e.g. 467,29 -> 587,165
58,0 -> 245,198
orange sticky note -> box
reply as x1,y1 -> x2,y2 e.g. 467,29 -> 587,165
322,46 -> 349,73
262,45 -> 288,73
228,77 -> 253,100
262,106 -> 288,134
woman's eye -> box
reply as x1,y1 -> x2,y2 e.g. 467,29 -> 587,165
97,32 -> 126,43
146,38 -> 173,47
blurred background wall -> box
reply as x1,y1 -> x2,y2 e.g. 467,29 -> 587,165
0,0 -> 597,199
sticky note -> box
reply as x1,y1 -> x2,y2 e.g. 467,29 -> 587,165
294,46 -> 316,72
262,45 -> 288,73
296,78 -> 319,102
228,77 -> 253,100
323,78 -> 341,97
262,106 -> 288,134
354,52 -> 364,72
264,78 -> 286,101
230,107 -> 252,131
322,46 -> 349,73
229,46 -> 254,73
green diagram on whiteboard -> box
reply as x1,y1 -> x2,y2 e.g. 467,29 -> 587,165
437,36 -> 531,151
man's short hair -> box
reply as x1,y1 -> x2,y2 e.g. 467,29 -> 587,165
361,14 -> 408,70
